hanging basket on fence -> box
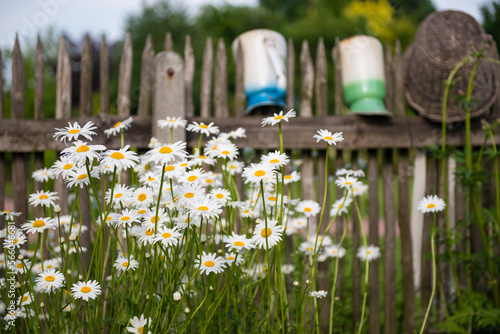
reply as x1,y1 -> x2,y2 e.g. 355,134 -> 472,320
404,10 -> 497,123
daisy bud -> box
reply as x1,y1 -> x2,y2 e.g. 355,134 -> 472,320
184,307 -> 190,314
145,253 -> 151,259
306,280 -> 310,285
146,295 -> 150,300
79,275 -> 83,280
67,270 -> 72,275
209,285 -> 214,291
18,255 -> 24,260
217,249 -> 223,254
293,281 -> 299,286
133,167 -> 139,173
40,302 -> 45,308
106,275 -> 112,281
60,237 -> 65,244
54,204 -> 61,213
173,291 -> 182,301
69,233 -> 78,242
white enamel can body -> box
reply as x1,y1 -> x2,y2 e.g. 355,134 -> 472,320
232,29 -> 287,113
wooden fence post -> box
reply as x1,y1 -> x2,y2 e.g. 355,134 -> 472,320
368,149 -> 380,333
201,37 -> 213,118
184,35 -> 195,118
118,33 -> 133,117
153,51 -> 185,144
214,38 -> 229,118
286,38 -> 295,110
138,35 -> 155,117
0,49 -> 4,214
100,35 -> 110,114
234,40 -> 245,117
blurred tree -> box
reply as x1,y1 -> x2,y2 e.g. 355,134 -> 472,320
481,1 -> 500,51
388,0 -> 435,22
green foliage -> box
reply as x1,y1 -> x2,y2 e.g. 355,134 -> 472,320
481,1 -> 500,52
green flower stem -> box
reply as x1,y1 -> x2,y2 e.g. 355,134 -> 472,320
419,215 -> 437,334
486,128 -> 500,238
329,215 -> 347,334
353,193 -> 369,334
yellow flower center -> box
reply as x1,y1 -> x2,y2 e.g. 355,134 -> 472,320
324,136 -> 333,141
16,263 -> 24,268
367,251 -> 372,254
274,115 -> 284,120
268,196 -> 276,201
427,203 -> 436,209
76,145 -> 89,153
145,229 -> 154,236
111,152 -> 124,160
105,216 -> 113,221
33,220 -> 46,228
122,262 -> 129,267
227,256 -> 235,260
46,265 -> 53,269
77,174 -> 88,180
216,194 -> 224,199
115,193 -> 123,198
150,216 -> 159,223
180,163 -> 189,167
254,170 -> 266,177
198,206 -> 209,211
185,193 -> 194,198
221,150 -> 230,155
63,163 -> 73,170
234,241 -> 245,247
165,165 -> 175,171
121,216 -> 130,221
81,286 -> 91,293
3,210 -> 10,213
199,124 -> 208,129
13,239 -> 19,244
306,247 -> 313,251
269,159 -> 279,164
69,129 -> 80,134
138,209 -> 147,214
187,175 -> 197,182
138,327 -> 144,334
304,208 -> 312,212
261,228 -> 272,238
45,275 -> 55,282
168,119 -> 175,122
162,232 -> 172,238
22,296 -> 29,302
199,155 -> 207,159
284,175 -> 292,179
159,146 -> 172,154
204,260 -> 215,267
39,194 -> 49,200
147,177 -> 155,182
138,193 -> 147,201
345,181 -> 352,186
114,121 -> 122,128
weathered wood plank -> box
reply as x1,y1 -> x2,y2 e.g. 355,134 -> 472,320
80,34 -> 93,117
383,150 -> 396,334
393,40 -> 405,117
164,31 -> 173,52
491,40 -> 500,117
0,49 -> 3,211
286,38 -> 295,110
201,38 -> 213,118
2,115 -> 500,152
367,150 -> 380,334
138,34 -> 155,117
56,36 -> 71,119
315,37 -> 328,116
351,152 -> 361,330
184,35 -> 195,118
11,35 -> 25,119
214,38 -> 229,118
100,35 -> 110,114
332,37 -> 344,115
316,150 -> 329,226
397,149 -> 415,334
153,51 -> 185,144
0,49 -> 3,119
35,36 -> 44,120
234,40 -> 245,117
300,40 -> 314,117
384,42 -> 393,115
118,33 -> 133,117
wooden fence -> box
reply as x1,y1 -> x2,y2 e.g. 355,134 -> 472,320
1,31 -> 500,333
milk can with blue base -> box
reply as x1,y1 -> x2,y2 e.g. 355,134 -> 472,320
232,29 -> 287,114
339,35 -> 390,115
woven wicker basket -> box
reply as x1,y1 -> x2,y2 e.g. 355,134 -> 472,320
404,10 -> 497,123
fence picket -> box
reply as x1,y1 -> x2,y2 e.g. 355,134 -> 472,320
138,34 -> 155,117
201,37 -> 213,118
184,35 -> 195,118
393,40 -> 405,116
286,38 -> 295,110
234,40 -> 245,117
164,31 -> 173,52
100,35 -> 110,114
351,152 -> 361,329
80,34 -> 93,117
300,40 -> 313,117
0,49 -> 3,212
315,37 -> 327,116
332,37 -> 344,115
368,150 -> 380,333
34,36 -> 45,221
214,38 -> 229,118
118,33 -> 133,117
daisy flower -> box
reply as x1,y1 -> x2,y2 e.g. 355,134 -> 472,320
42,258 -> 60,271
32,168 -> 54,183
139,171 -> 161,189
261,109 -> 296,126
336,168 -> 365,178
159,161 -> 189,179
22,217 -> 56,234
51,156 -> 78,178
262,151 -> 289,168
126,314 -> 152,334
309,290 -> 328,298
35,269 -> 65,292
224,160 -> 245,175
357,245 -> 381,262
223,233 -> 256,252
131,187 -> 155,207
298,241 -> 316,254
417,195 -> 446,213
0,210 -> 22,221
104,117 -> 133,137
224,253 -> 244,266
157,116 -> 187,129
290,217 -> 307,230
324,244 -> 347,258
189,148 -> 216,166
313,129 -> 344,145
194,251 -> 227,275
296,200 -> 321,217
13,259 -> 31,274
330,196 -> 352,216
213,142 -> 239,160
105,184 -> 131,206
54,121 -> 97,143
175,183 -> 205,207
242,162 -> 277,184
252,219 -> 284,249
240,206 -> 257,219
3,230 -> 27,249
100,145 -> 139,171
282,171 -> 301,184
71,280 -> 101,301
226,127 -> 246,139
114,256 -> 139,272
142,209 -> 170,229
188,197 -> 222,220
137,227 -> 157,245
309,234 -> 333,247
209,188 -> 232,205
29,190 -> 59,208
64,166 -> 100,189
145,141 -> 188,165
61,140 -> 107,164
350,183 -> 368,197
178,168 -> 206,185
186,121 -> 220,136
115,209 -> 141,228
335,176 -> 359,189
282,264 -> 295,274
155,227 -> 182,247
18,292 -> 34,306
175,213 -> 201,230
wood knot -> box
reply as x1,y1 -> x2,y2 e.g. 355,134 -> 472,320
167,68 -> 174,77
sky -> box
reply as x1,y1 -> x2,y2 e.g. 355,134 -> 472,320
0,0 -> 493,51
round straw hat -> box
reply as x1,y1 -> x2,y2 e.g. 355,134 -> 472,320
404,10 -> 497,122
